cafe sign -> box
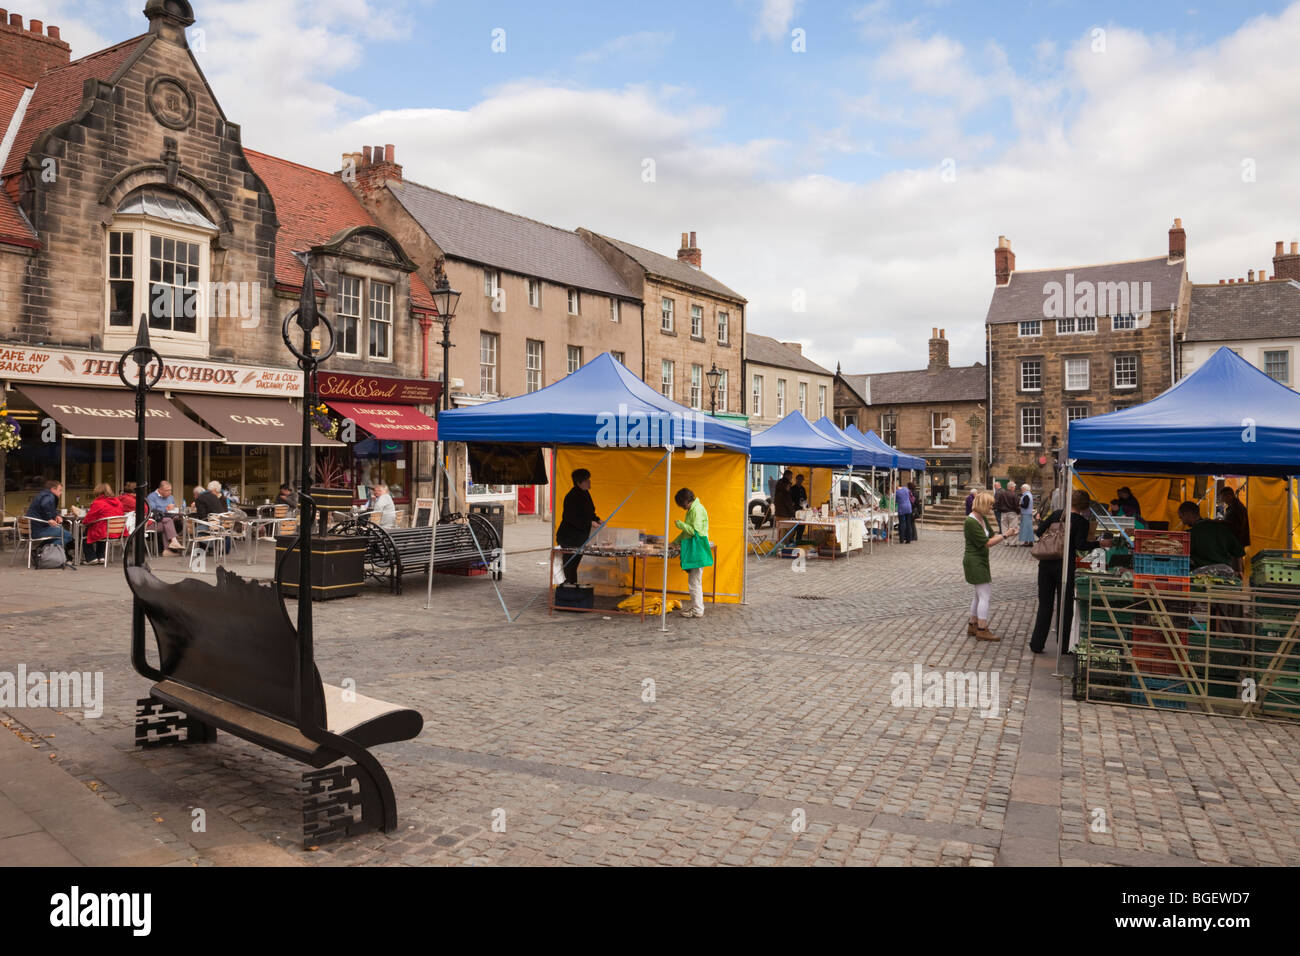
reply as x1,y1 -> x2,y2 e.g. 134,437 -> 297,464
317,371 -> 440,405
0,344 -> 302,395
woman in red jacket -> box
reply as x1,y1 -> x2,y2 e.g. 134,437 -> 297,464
83,483 -> 125,565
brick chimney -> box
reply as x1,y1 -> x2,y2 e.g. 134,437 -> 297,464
677,230 -> 701,269
343,143 -> 402,198
1272,240 -> 1300,282
0,11 -> 71,83
780,341 -> 802,355
994,236 -> 1015,286
1168,217 -> 1186,261
928,328 -> 949,372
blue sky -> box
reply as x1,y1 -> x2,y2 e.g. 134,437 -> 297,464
30,0 -> 1300,372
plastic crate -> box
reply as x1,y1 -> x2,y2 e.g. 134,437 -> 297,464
1128,675 -> 1189,709
1250,551 -> 1300,587
1133,529 -> 1191,556
1133,553 -> 1191,577
1260,675 -> 1300,714
1132,573 -> 1191,593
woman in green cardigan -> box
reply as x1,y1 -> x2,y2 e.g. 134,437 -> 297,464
965,490 -> 1008,641
673,487 -> 714,619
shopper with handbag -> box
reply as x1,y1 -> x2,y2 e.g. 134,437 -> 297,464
964,491 -> 1006,642
1028,490 -> 1098,654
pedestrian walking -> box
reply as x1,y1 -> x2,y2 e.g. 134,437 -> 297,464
907,481 -> 922,541
1017,483 -> 1035,546
994,483 -> 1017,534
965,491 -> 1006,641
964,487 -> 977,516
1029,490 -> 1098,654
673,487 -> 713,618
895,482 -> 914,543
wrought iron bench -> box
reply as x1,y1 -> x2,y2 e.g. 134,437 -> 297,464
330,513 -> 502,594
125,527 -> 424,846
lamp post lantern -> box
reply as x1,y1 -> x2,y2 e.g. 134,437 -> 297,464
429,273 -> 460,519
706,363 -> 722,416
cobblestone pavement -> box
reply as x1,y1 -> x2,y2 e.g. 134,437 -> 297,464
1,519 -> 1298,866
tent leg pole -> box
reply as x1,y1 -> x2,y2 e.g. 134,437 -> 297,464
662,446 -> 672,633
741,456 -> 749,605
1290,477 -> 1295,547
1053,462 -> 1075,678
424,442 -> 443,610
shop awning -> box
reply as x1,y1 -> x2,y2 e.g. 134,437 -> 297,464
175,394 -> 342,446
325,400 -> 439,441
17,384 -> 218,441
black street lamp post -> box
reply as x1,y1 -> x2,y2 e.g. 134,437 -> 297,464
429,274 -> 461,517
706,363 -> 722,416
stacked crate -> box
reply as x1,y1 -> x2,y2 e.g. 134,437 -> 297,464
1129,530 -> 1192,676
1250,551 -> 1300,713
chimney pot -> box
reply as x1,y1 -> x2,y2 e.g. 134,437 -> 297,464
1168,218 -> 1187,260
928,329 -> 950,372
1277,241 -> 1284,256
384,144 -> 395,163
1219,279 -> 1226,285
29,18 -> 41,33
9,13 -> 21,27
1292,242 -> 1298,255
1249,270 -> 1255,282
47,24 -> 58,39
994,236 -> 1015,285
689,230 -> 697,248
680,232 -> 688,249
362,146 -> 372,165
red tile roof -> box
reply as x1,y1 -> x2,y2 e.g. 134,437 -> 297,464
0,70 -> 38,246
0,35 -> 144,180
244,149 -> 434,311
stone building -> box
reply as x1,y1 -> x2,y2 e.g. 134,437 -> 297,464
833,329 -> 986,497
578,230 -> 746,415
983,223 -> 1191,486
1180,241 -> 1300,389
743,333 -> 833,427
344,150 -> 645,518
0,2 -> 438,513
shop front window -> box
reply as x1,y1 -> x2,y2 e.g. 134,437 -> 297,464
353,438 -> 409,502
2,411 -> 59,513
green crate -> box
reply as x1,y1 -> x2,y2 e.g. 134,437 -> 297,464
1251,551 -> 1300,587
1260,675 -> 1300,715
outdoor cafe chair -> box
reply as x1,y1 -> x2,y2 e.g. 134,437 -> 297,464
82,513 -> 129,568
184,516 -> 234,570
0,510 -> 17,552
10,514 -> 40,568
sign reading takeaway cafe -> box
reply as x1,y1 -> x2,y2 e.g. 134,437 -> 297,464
317,371 -> 440,405
0,345 -> 302,396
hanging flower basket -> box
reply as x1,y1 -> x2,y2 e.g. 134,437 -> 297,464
309,402 -> 339,440
0,402 -> 20,453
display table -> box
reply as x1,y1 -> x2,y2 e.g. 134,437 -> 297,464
549,543 -> 717,618
776,515 -> 868,558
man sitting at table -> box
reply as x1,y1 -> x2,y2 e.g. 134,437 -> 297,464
368,483 -> 397,527
25,479 -> 74,561
145,480 -> 184,554
1178,501 -> 1245,574
275,483 -> 297,509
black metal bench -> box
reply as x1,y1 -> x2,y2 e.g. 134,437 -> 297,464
330,513 -> 502,594
124,527 -> 423,846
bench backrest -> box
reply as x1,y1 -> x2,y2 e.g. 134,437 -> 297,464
126,560 -> 325,728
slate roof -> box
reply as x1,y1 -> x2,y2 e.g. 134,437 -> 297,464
245,150 -> 434,311
745,333 -> 832,376
1185,280 -> 1300,342
985,256 -> 1186,325
840,363 -> 987,406
589,232 -> 746,303
387,180 -> 637,300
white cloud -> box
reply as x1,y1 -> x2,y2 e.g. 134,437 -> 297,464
577,31 -> 673,64
30,1 -> 1300,377
752,0 -> 804,42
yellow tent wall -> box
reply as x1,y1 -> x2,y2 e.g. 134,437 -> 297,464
556,446 -> 746,603
789,466 -> 834,510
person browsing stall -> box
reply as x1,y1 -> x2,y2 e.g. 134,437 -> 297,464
674,487 -> 713,619
556,469 -> 601,587
1221,486 -> 1250,549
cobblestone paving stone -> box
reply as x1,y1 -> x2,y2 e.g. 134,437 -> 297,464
2,521 -> 1298,866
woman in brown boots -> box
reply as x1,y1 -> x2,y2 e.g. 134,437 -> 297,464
964,491 -> 1007,641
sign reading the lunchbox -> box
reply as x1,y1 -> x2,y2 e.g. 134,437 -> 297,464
0,345 -> 302,395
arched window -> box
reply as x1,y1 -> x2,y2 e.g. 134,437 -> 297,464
106,189 -> 217,350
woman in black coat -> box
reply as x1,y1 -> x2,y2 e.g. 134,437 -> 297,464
1029,489 -> 1098,654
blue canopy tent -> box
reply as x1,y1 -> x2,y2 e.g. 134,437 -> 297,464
808,417 -> 893,470
843,424 -> 928,473
437,353 -> 751,628
1056,346 -> 1300,671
